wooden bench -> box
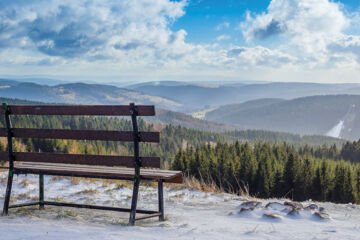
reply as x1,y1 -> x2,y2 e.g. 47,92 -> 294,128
0,103 -> 182,225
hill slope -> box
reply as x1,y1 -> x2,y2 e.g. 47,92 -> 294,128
206,95 -> 360,140
134,83 -> 241,111
152,109 -> 236,132
132,81 -> 360,112
0,79 -> 182,110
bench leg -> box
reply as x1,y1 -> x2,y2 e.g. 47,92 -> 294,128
128,175 -> 140,226
2,170 -> 13,215
39,174 -> 44,209
158,180 -> 164,221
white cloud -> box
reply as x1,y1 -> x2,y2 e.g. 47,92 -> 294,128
0,0 -> 188,60
215,22 -> 230,31
328,35 -> 360,63
216,35 -> 231,41
0,0 -> 282,78
227,46 -> 296,68
239,0 -> 360,71
241,0 -> 348,53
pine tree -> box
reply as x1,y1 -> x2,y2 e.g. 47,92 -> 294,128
239,142 -> 257,192
356,167 -> 360,201
171,149 -> 185,171
26,139 -> 34,152
294,158 -> 313,201
282,153 -> 299,198
256,150 -> 274,198
312,160 -> 333,201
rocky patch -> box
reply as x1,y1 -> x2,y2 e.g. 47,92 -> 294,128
236,200 -> 331,221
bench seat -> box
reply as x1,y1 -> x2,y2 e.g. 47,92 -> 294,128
14,162 -> 183,183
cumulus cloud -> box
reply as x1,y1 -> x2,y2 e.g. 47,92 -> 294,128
0,0 -> 295,72
216,34 -> 231,41
328,35 -> 360,62
242,0 -> 348,52
227,46 -> 295,67
0,0 -> 188,60
251,20 -> 284,40
240,0 -> 360,70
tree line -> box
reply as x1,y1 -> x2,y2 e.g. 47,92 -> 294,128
171,141 -> 360,204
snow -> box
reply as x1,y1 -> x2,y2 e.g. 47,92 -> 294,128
1,171 -> 360,240
326,120 -> 344,138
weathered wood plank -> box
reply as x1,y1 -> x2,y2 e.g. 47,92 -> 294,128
14,162 -> 183,183
17,162 -> 181,176
2,105 -> 155,116
0,151 -> 8,160
16,164 -> 175,177
13,152 -> 160,168
12,128 -> 160,143
0,128 -> 7,137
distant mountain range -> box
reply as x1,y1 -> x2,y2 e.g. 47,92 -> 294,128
1,78 -> 360,140
0,79 -> 182,110
205,95 -> 360,140
0,96 -> 346,147
0,77 -> 70,86
130,81 -> 360,112
3,78 -> 360,113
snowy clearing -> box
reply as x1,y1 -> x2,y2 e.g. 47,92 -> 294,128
1,171 -> 360,240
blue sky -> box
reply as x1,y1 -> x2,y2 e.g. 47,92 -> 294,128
172,0 -> 272,44
1,0 -> 360,83
172,0 -> 360,45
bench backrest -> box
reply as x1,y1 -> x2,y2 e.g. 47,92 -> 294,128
0,103 -> 160,170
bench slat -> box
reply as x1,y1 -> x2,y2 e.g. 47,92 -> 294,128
0,151 -> 160,168
1,105 -> 155,116
10,128 -> 159,142
0,151 -> 8,160
18,162 -> 176,176
0,128 -> 6,137
18,162 -> 180,175
14,162 -> 183,183
15,162 -> 175,175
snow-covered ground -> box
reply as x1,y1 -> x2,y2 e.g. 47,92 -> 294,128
1,171 -> 360,240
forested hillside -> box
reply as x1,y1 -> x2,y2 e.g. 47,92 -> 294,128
224,130 -> 345,147
171,141 -> 360,204
206,95 -> 360,140
152,108 -> 236,132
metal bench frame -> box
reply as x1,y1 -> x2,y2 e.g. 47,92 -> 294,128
1,103 -> 181,225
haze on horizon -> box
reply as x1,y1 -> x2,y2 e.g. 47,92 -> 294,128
1,0 -> 360,84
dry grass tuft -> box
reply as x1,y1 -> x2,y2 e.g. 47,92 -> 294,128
19,178 -> 30,187
77,189 -> 98,195
51,176 -> 68,182
16,207 -> 37,216
15,192 -> 31,201
56,209 -> 78,218
180,176 -> 223,193
70,177 -> 80,185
